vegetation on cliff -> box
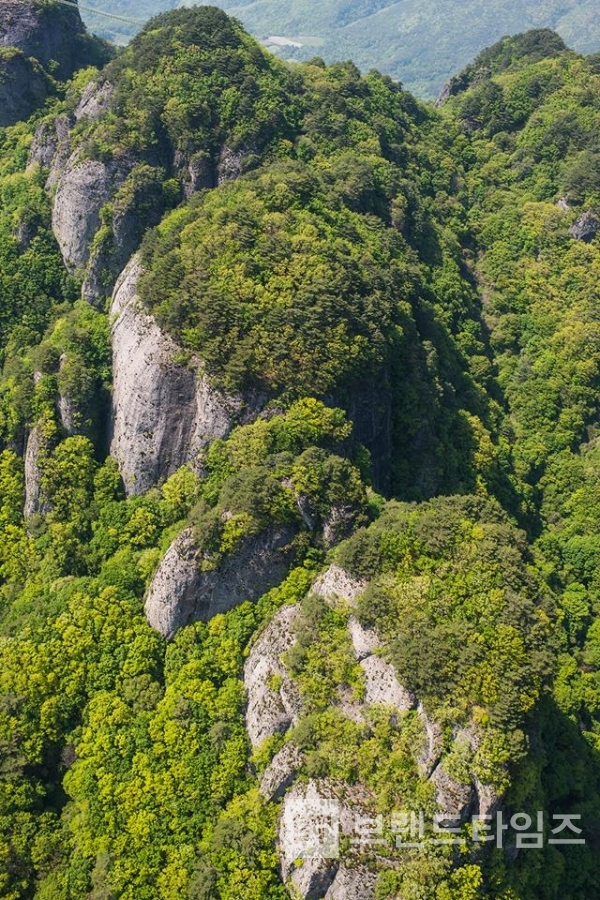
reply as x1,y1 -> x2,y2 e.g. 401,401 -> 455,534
0,10 -> 600,900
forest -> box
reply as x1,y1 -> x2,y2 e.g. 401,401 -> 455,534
1,4 -> 600,900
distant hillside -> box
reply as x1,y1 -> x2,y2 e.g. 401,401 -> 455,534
80,0 -> 600,97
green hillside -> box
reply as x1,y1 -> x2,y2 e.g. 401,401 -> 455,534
2,6 -> 600,900
79,0 -> 600,97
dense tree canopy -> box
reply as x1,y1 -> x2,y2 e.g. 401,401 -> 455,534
1,10 -> 600,900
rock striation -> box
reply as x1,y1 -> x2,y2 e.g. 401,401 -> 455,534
244,605 -> 303,747
145,524 -> 296,640
109,257 -> 246,496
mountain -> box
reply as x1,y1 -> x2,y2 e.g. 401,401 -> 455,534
79,0 -> 600,97
1,6 -> 600,900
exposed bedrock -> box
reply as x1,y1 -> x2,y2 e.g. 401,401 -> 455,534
109,257 -> 251,496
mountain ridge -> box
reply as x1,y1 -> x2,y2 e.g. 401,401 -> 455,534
0,7 -> 600,900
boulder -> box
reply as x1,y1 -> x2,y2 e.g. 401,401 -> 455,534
145,524 -> 296,639
244,605 -> 303,747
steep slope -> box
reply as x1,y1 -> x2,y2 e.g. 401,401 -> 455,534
2,8 -> 600,900
0,0 -> 110,125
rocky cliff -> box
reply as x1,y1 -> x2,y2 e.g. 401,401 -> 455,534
0,0 -> 87,79
109,257 -> 247,496
0,48 -> 49,126
242,565 -> 501,899
144,524 -> 296,639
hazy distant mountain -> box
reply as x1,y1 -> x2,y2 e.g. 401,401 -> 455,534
80,0 -> 600,97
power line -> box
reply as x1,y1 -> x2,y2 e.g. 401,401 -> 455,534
54,0 -> 146,26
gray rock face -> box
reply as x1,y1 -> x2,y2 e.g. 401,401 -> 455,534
360,655 -> 415,712
416,704 -> 443,776
0,50 -> 49,126
347,615 -> 416,714
74,79 -> 114,122
110,258 -> 243,496
52,153 -> 124,272
145,525 -> 295,639
279,780 -> 378,900
260,742 -> 304,801
312,566 -> 366,607
244,605 -> 303,747
217,145 -> 248,184
348,617 -> 381,661
325,866 -> 377,900
0,0 -> 86,79
474,776 -> 501,820
430,763 -> 476,827
24,423 -> 49,518
569,211 -> 600,242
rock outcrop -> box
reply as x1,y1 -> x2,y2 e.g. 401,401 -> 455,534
244,605 -> 303,747
28,114 -> 71,175
110,258 -> 247,496
24,422 -> 49,518
569,211 -> 600,242
279,780 -> 378,900
260,742 -> 304,801
74,78 -> 114,122
52,154 -> 128,273
0,0 -> 87,79
430,763 -> 476,827
348,615 -> 416,713
145,524 -> 295,639
325,866 -> 377,900
312,565 -> 366,607
416,703 -> 443,776
0,49 -> 49,126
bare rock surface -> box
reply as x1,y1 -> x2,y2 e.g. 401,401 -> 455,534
0,50 -> 49,126
569,211 -> 600,242
24,422 -> 49,518
279,780 -> 378,900
52,153 -> 125,272
430,763 -> 476,827
244,605 -> 303,747
325,866 -> 377,900
312,565 -> 366,607
360,655 -> 415,712
260,742 -> 304,801
348,616 -> 381,661
74,79 -> 114,122
109,258 -> 243,496
145,525 -> 295,640
0,0 -> 86,78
